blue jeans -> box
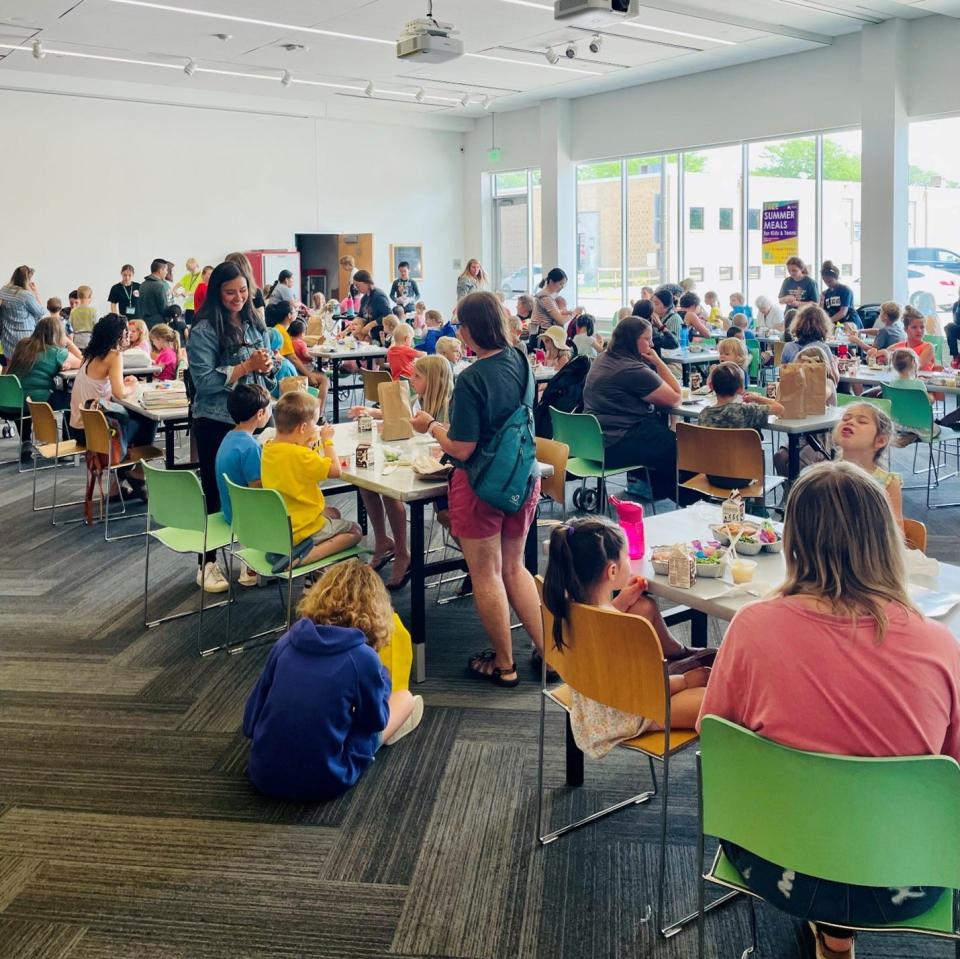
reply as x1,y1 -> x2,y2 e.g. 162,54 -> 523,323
722,841 -> 943,937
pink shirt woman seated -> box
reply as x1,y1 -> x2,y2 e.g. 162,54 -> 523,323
699,460 -> 960,958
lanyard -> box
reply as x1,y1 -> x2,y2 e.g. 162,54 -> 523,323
123,284 -> 134,305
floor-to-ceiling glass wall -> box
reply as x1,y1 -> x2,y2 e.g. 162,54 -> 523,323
682,145 -> 743,305
908,117 -> 960,321
576,160 -> 623,325
492,169 -> 541,308
626,154 -> 678,305
746,136 -> 817,308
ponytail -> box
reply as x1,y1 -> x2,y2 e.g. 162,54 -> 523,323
543,518 -> 626,651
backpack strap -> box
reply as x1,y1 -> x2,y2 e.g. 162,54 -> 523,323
517,347 -> 535,409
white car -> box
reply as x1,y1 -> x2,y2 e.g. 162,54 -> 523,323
907,265 -> 958,313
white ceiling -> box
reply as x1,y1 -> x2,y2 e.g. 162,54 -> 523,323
0,0 -> 948,122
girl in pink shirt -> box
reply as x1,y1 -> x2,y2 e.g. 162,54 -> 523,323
148,324 -> 180,381
700,460 -> 960,957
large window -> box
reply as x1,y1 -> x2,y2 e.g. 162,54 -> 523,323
683,145 -> 742,302
576,154 -> 678,327
575,130 -> 868,323
746,136 -> 817,305
576,160 -> 622,322
492,169 -> 541,304
909,117 -> 960,317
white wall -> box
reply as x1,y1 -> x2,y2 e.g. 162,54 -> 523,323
0,90 -> 465,316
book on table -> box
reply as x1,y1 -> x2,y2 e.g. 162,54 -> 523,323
141,382 -> 188,409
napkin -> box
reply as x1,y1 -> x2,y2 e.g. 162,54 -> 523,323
903,548 -> 940,581
713,581 -> 774,600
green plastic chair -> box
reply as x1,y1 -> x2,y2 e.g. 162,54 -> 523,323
142,463 -> 233,656
924,334 -> 946,366
0,374 -> 30,471
746,342 -> 761,384
696,716 -> 960,958
836,393 -> 893,415
881,383 -> 958,508
550,408 -> 656,514
223,477 -> 365,653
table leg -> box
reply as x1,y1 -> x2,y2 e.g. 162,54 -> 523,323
524,502 -> 540,575
690,609 -> 708,648
788,434 -> 801,481
409,500 -> 426,684
331,360 -> 340,423
355,487 -> 368,535
165,424 -> 176,469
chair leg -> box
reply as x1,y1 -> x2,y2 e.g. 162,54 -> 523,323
741,896 -> 758,958
536,688 -> 547,844
565,712 -> 584,787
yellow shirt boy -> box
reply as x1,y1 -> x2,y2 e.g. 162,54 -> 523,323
261,440 -> 331,543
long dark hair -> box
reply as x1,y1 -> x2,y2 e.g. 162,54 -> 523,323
632,300 -> 654,320
196,261 -> 265,347
457,291 -> 509,351
543,518 -> 625,650
538,267 -> 567,290
8,316 -> 65,375
83,314 -> 126,363
608,316 -> 651,361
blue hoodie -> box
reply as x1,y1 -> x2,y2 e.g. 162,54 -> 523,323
242,618 -> 391,801
420,322 -> 458,355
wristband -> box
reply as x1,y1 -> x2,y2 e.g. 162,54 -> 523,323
322,439 -> 335,447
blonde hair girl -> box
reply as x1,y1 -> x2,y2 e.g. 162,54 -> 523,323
718,336 -> 749,371
127,319 -> 151,354
346,354 -> 453,588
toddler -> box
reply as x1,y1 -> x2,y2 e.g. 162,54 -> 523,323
69,285 -> 98,347
261,391 -> 362,568
718,335 -> 751,387
420,309 -> 456,354
386,323 -> 423,380
412,300 -> 427,334
704,290 -> 721,326
288,318 -> 312,366
728,292 -> 753,323
242,559 -> 423,801
148,323 -> 179,380
572,314 -> 603,359
833,402 -> 903,528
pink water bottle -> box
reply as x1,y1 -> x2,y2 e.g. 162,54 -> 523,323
609,496 -> 646,560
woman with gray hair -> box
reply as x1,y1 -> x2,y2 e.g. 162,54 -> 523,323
754,295 -> 784,332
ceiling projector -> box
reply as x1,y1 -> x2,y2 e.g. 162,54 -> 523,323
397,17 -> 464,63
554,0 -> 638,28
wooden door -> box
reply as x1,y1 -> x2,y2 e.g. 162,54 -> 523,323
336,233 -> 374,298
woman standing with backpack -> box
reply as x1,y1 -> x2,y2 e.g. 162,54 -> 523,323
412,291 -> 542,687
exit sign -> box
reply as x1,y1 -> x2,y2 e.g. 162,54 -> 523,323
488,148 -> 502,163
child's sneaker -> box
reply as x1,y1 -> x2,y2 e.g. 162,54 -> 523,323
238,565 -> 259,588
197,562 -> 229,593
385,695 -> 424,746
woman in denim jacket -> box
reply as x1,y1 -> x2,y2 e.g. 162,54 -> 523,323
187,261 -> 277,590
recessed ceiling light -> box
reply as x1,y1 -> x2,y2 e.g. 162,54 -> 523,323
183,57 -> 196,75
106,0 -> 394,45
280,69 -> 292,86
32,39 -> 45,60
622,21 -> 736,46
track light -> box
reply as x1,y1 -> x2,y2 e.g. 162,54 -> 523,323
460,93 -> 470,107
32,39 -> 45,60
415,87 -> 425,103
481,95 -> 492,111
281,69 -> 292,86
183,57 -> 196,76
545,47 -> 559,65
564,41 -> 577,59
588,34 -> 602,53
365,81 -> 375,97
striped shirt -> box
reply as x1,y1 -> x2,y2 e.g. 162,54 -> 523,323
0,285 -> 44,359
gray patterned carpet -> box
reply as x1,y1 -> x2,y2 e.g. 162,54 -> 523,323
1,421 -> 957,959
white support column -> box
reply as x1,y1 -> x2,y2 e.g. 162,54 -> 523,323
538,99 -> 577,291
860,19 -> 909,304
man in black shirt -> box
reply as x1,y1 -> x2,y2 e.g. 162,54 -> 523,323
108,263 -> 141,318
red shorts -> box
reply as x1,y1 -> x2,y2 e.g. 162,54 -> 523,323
447,468 -> 541,541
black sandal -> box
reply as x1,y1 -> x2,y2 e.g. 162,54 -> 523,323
468,649 -> 519,687
531,647 -> 560,683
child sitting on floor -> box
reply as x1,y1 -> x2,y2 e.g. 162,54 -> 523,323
832,401 -> 903,528
242,559 -> 423,802
542,518 -> 709,759
148,323 -> 179,380
261,391 -> 362,568
386,323 -> 423,381
215,383 -> 271,587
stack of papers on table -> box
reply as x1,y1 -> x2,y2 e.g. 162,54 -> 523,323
142,382 -> 188,409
